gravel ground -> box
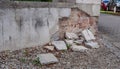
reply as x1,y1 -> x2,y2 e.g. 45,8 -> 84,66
0,35 -> 120,69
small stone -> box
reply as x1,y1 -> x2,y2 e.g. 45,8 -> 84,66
74,40 -> 83,45
82,29 -> 96,41
44,46 -> 54,51
52,41 -> 67,50
1,64 -> 5,68
65,40 -> 73,45
71,45 -> 88,52
37,53 -> 58,65
65,32 -> 79,39
5,66 -> 8,69
85,41 -> 100,48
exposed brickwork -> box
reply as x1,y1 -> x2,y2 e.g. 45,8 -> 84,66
59,8 -> 98,39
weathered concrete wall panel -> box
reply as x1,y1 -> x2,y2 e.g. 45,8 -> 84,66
58,8 -> 71,18
92,4 -> 100,16
2,9 -> 20,50
0,8 -> 52,51
48,8 -> 59,36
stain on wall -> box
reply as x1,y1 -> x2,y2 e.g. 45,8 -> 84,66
15,15 -> 23,31
35,18 -> 45,29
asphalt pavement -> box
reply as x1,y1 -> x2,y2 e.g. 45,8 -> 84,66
98,13 -> 120,41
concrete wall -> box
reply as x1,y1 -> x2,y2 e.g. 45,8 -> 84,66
52,0 -> 101,16
0,1 -> 100,51
76,0 -> 101,16
0,8 -> 71,51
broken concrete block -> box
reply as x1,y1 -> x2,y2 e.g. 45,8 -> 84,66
73,40 -> 83,45
44,46 -> 54,51
71,45 -> 88,52
85,41 -> 100,48
52,41 -> 67,50
65,32 -> 79,39
65,40 -> 74,45
87,30 -> 96,40
82,29 -> 91,41
82,29 -> 96,41
37,53 -> 58,65
89,26 -> 96,35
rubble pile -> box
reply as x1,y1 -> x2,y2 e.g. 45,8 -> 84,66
38,29 -> 100,65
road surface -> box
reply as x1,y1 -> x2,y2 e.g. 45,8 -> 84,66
98,13 -> 120,69
98,13 -> 120,41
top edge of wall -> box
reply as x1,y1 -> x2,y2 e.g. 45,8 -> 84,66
0,0 -> 100,9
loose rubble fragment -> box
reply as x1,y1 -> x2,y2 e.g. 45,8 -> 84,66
82,29 -> 96,41
73,40 -> 83,45
65,32 -> 79,39
85,41 -> 100,48
37,53 -> 58,65
44,46 -> 54,51
71,45 -> 88,52
65,40 -> 74,45
52,41 -> 67,50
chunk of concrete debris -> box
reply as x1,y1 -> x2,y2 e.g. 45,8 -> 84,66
52,41 -> 67,50
82,29 -> 96,41
89,26 -> 96,35
71,45 -> 88,52
65,32 -> 79,39
65,40 -> 73,45
37,53 -> 58,65
74,40 -> 83,45
44,46 -> 54,51
85,41 -> 100,48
